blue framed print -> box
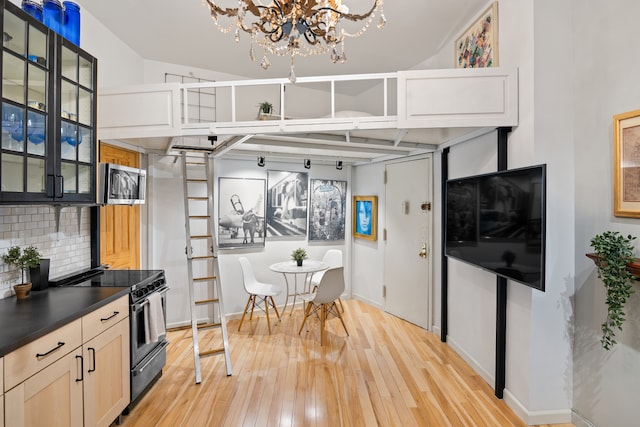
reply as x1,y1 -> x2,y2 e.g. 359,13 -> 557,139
353,195 -> 377,241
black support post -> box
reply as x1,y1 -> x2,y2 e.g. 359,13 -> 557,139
440,147 -> 450,342
494,127 -> 511,399
90,206 -> 100,268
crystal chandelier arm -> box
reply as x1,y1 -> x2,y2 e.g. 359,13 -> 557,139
315,0 -> 380,22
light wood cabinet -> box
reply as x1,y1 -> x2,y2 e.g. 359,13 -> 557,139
4,295 -> 130,427
82,318 -> 129,427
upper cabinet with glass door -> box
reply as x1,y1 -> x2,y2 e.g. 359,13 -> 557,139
0,0 -> 96,204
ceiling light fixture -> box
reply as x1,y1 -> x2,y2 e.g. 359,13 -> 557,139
257,155 -> 266,167
304,159 -> 311,169
336,160 -> 343,170
203,0 -> 386,82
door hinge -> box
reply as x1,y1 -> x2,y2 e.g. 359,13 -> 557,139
421,202 -> 431,212
383,228 -> 387,241
383,170 -> 387,184
382,285 -> 386,298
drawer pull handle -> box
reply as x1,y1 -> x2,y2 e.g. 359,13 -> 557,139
36,341 -> 65,358
101,311 -> 119,322
88,347 -> 96,373
76,355 -> 83,382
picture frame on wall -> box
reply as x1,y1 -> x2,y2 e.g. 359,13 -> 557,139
455,2 -> 498,68
614,109 -> 640,218
309,179 -> 347,241
266,170 -> 308,238
217,177 -> 266,248
353,195 -> 377,241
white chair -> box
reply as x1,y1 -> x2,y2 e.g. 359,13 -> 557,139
238,257 -> 282,334
299,267 -> 349,345
309,249 -> 345,312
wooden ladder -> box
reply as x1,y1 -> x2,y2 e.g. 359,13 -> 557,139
181,151 -> 232,384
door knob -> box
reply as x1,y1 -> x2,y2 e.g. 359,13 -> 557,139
419,243 -> 427,259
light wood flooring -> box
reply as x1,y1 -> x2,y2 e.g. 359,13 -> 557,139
119,299 -> 574,427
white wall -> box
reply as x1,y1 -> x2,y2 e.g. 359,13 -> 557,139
149,156 -> 351,328
572,1 -> 640,426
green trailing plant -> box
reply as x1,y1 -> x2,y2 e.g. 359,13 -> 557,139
2,245 -> 41,284
291,248 -> 308,262
590,231 -> 636,350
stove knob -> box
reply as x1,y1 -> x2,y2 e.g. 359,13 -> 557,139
135,290 -> 144,299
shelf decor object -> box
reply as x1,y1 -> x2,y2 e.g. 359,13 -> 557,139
587,231 -> 637,350
455,2 -> 498,68
202,0 -> 385,82
613,109 -> 640,217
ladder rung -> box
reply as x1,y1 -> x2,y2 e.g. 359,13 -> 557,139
200,348 -> 225,357
196,298 -> 220,305
190,235 -> 212,239
197,322 -> 222,330
194,276 -> 216,282
188,197 -> 208,200
187,179 -> 208,182
189,215 -> 211,219
186,162 -> 205,166
191,255 -> 215,260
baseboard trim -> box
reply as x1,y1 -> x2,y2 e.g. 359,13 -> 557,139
351,293 -> 382,309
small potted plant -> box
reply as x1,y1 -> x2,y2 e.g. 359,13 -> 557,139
2,245 -> 41,299
589,231 -> 637,350
291,248 -> 308,266
258,101 -> 273,119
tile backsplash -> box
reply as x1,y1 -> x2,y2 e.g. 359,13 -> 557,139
0,206 -> 91,299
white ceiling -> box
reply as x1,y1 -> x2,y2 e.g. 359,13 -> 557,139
79,0 -> 487,80
80,0 -> 491,163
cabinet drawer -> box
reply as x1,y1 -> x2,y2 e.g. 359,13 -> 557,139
4,319 -> 82,391
82,295 -> 129,342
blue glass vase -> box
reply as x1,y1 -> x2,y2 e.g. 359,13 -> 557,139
43,0 -> 63,34
21,0 -> 43,23
62,1 -> 80,46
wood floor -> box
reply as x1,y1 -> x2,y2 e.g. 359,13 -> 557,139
119,300 -> 574,427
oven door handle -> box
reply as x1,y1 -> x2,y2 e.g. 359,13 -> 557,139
133,340 -> 169,376
132,287 -> 169,311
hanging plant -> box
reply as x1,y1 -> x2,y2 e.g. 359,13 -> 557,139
590,231 -> 636,350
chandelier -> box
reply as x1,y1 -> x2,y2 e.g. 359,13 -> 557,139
203,0 -> 385,82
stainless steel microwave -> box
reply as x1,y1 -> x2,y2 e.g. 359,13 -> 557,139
98,163 -> 147,205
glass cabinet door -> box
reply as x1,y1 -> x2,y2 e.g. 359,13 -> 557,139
59,42 -> 94,196
1,4 -> 50,199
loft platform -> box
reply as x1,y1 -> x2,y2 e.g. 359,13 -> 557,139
98,68 -> 518,163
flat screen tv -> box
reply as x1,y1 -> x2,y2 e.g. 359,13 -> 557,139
445,165 -> 546,291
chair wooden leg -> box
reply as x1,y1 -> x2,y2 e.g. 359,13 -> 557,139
336,304 -> 349,337
249,295 -> 257,320
337,297 -> 345,313
238,295 -> 253,332
269,296 -> 281,319
298,302 -> 313,335
320,304 -> 327,346
265,295 -> 271,334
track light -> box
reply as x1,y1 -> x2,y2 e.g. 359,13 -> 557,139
304,159 -> 311,169
336,160 -> 343,170
257,156 -> 265,167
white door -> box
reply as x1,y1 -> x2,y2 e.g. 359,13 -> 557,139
384,156 -> 432,329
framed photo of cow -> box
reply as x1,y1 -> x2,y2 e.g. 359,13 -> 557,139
217,177 -> 266,248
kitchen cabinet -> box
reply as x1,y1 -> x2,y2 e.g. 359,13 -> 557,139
4,296 -> 129,427
0,0 -> 97,204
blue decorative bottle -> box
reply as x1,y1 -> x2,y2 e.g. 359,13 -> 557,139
42,0 -> 63,34
62,1 -> 80,46
21,0 -> 43,23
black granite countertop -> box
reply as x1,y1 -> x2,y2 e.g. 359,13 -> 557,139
0,286 -> 129,357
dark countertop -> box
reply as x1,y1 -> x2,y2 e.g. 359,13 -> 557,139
0,286 -> 129,357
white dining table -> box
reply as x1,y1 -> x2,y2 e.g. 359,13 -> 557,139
269,260 -> 329,315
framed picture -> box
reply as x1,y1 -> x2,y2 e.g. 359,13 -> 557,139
455,2 -> 498,68
353,195 -> 377,241
266,170 -> 308,238
309,179 -> 347,241
217,177 -> 266,248
614,109 -> 640,217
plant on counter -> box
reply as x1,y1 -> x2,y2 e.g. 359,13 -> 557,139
291,247 -> 308,266
590,231 -> 636,350
2,245 -> 41,285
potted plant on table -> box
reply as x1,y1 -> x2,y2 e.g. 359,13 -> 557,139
258,101 -> 273,120
589,231 -> 637,350
2,245 -> 41,299
291,248 -> 308,267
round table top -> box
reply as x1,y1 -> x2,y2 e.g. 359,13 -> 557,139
269,260 -> 329,274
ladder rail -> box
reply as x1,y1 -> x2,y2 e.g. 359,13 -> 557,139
181,151 -> 232,384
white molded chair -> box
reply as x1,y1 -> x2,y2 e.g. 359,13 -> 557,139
299,267 -> 349,345
309,249 -> 345,312
238,257 -> 282,334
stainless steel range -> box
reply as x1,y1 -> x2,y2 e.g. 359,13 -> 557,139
50,268 -> 169,411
